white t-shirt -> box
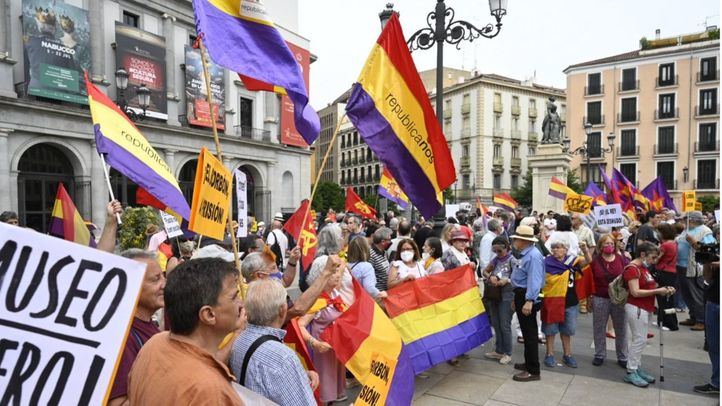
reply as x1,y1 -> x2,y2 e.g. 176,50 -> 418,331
266,229 -> 289,266
392,260 -> 427,280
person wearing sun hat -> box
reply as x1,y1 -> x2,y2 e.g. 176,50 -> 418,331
441,229 -> 477,271
509,225 -> 545,382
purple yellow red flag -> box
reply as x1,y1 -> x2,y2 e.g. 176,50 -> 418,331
86,74 -> 190,220
641,177 -> 677,212
383,265 -> 492,373
345,13 -> 456,218
345,187 -> 378,220
548,176 -> 574,200
493,193 -> 518,212
321,279 -> 414,406
49,183 -> 96,247
584,181 -> 607,207
283,200 -> 317,271
193,0 -> 319,144
284,318 -> 321,405
542,256 -> 595,323
378,167 -> 409,210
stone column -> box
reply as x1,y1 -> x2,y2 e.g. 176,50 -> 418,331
0,0 -> 16,97
88,0 -> 108,85
162,14 -> 180,126
90,141 -> 109,229
0,128 -> 12,210
527,143 -> 572,213
164,149 -> 177,175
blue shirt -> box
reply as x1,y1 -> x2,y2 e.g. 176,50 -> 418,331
348,261 -> 381,297
510,245 -> 546,302
677,225 -> 716,267
230,324 -> 315,405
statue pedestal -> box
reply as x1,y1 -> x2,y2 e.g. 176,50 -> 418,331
527,144 -> 571,213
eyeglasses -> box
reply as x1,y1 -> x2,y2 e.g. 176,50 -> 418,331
492,249 -> 505,254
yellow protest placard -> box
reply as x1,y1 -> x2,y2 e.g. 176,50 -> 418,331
695,202 -> 703,211
189,147 -> 232,240
564,192 -> 593,215
682,191 -> 696,212
356,352 -> 397,406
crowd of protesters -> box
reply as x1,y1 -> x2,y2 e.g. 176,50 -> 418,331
0,201 -> 719,403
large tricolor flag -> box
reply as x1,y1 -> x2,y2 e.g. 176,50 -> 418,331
345,187 -> 378,220
345,13 -> 456,218
541,256 -> 595,323
283,200 -> 317,271
284,318 -> 321,405
86,75 -> 191,220
49,183 -> 96,247
193,0 -> 319,145
641,177 -> 677,212
493,193 -> 518,212
383,265 -> 492,373
321,279 -> 414,406
378,167 -> 409,210
548,176 -> 574,200
583,181 -> 607,207
612,168 -> 649,211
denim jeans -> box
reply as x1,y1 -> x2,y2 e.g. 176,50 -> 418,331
485,285 -> 514,355
706,302 -> 719,388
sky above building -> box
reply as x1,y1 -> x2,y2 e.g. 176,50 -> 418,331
299,0 -> 719,108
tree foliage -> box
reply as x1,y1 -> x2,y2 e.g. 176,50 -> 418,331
511,171 -> 533,209
698,195 -> 720,212
119,207 -> 160,251
312,181 -> 345,213
566,169 -> 584,194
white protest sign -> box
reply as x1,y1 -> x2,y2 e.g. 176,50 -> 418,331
160,211 -> 183,238
235,169 -> 248,238
445,204 -> 460,220
594,203 -> 624,228
0,223 -> 145,405
716,210 -> 720,223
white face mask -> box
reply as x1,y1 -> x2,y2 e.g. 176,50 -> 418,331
421,252 -> 430,261
400,251 -> 415,262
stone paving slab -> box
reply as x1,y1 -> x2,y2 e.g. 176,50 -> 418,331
489,370 -> 573,406
426,370 -> 506,405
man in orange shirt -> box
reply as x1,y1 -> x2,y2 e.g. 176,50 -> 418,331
128,258 -> 246,405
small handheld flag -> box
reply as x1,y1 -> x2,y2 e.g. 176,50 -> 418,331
283,200 -> 317,271
49,183 -> 96,247
378,168 -> 409,210
548,176 -> 573,200
493,193 -> 518,212
345,187 -> 378,220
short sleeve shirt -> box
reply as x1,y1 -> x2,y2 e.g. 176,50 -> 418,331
623,263 -> 657,313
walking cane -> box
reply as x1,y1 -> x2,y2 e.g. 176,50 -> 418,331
659,307 -> 677,382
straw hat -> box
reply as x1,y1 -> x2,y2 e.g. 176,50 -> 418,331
510,225 -> 538,242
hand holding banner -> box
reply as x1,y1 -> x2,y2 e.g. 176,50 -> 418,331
189,147 -> 232,240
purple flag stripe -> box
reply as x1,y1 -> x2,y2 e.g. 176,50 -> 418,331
548,189 -> 567,200
386,345 -> 415,406
378,185 -> 408,210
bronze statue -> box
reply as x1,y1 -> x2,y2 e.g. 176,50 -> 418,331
541,96 -> 562,144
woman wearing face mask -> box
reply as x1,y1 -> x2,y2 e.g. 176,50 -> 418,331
388,239 -> 427,289
422,237 -> 445,275
441,230 -> 477,271
622,242 -> 676,388
481,236 -> 515,365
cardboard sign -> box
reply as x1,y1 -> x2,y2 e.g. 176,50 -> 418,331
682,191 -> 696,212
355,352 -> 397,406
564,192 -> 593,215
445,204 -> 460,219
0,222 -> 145,405
234,169 -> 248,238
594,203 -> 624,228
189,148 -> 232,240
160,210 -> 183,238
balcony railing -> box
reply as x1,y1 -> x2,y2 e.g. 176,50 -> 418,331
697,69 -> 720,83
374,172 -> 381,181
461,128 -> 471,139
694,179 -> 720,190
510,157 -> 522,167
696,104 -> 720,116
443,109 -> 452,120
528,107 -> 537,118
492,156 -> 504,166
583,115 -> 605,126
236,125 -> 272,141
493,128 -> 504,138
617,111 -> 640,123
695,140 -> 720,153
654,143 -> 678,155
654,108 -> 679,120
656,75 -> 679,88
511,129 -> 522,140
461,156 -> 470,167
461,103 -> 471,115
619,80 -> 640,92
528,132 -> 538,143
584,84 -> 604,96
617,145 -> 640,157
493,102 -> 503,113
511,105 -> 521,116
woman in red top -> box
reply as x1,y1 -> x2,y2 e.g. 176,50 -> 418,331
589,234 -> 628,367
623,242 -> 676,388
655,223 -> 679,331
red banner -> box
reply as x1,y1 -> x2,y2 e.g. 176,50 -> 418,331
345,187 -> 377,220
280,42 -> 311,148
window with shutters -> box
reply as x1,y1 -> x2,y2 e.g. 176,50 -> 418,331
587,73 -> 602,95
700,57 -> 717,82
512,146 -> 519,158
699,123 -> 717,151
657,126 -> 675,154
621,68 -> 637,91
656,162 -> 675,190
658,93 -> 676,118
700,88 -> 718,115
658,63 -> 675,86
620,129 -> 636,156
462,174 -> 470,189
511,175 -> 519,189
586,102 -> 602,125
493,144 -> 501,158
620,163 -> 636,186
587,132 -> 602,157
620,98 -> 637,122
493,174 -> 501,189
462,144 -> 469,157
697,160 -> 717,189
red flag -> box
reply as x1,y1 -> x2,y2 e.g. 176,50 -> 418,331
283,200 -> 317,270
136,187 -> 167,210
574,264 -> 596,301
284,318 -> 321,405
345,187 -> 377,220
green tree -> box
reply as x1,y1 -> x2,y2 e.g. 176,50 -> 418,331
698,195 -> 720,212
511,171 -> 533,208
442,188 -> 454,204
566,169 -> 584,194
119,207 -> 161,250
312,181 -> 345,213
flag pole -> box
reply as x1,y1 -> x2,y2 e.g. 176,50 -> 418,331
99,154 -> 122,225
198,38 -> 243,295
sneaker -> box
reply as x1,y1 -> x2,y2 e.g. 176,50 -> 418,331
563,355 -> 578,368
592,357 -> 604,366
661,326 -> 670,331
335,394 -> 349,402
484,351 -> 504,360
694,383 -> 720,394
636,369 -> 656,384
544,354 -> 556,367
624,371 -> 649,387
499,354 -> 512,365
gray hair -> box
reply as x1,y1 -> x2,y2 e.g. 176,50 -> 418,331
307,255 -> 329,286
317,223 -> 343,255
120,248 -> 156,261
241,252 -> 265,280
245,279 -> 287,326
389,217 -> 399,230
372,227 -> 392,244
549,239 -> 569,250
487,219 -> 501,233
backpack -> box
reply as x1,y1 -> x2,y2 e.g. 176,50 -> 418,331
268,230 -> 284,268
608,274 -> 628,306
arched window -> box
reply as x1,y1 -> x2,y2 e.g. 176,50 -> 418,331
178,160 -> 198,205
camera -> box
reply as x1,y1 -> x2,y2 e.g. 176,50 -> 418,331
695,241 -> 720,265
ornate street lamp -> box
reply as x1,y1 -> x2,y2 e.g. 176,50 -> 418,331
564,123 -> 614,185
115,68 -> 149,121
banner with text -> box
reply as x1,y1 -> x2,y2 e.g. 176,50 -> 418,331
682,191 -> 696,213
189,148 -> 232,240
184,45 -> 225,130
22,0 -> 91,104
280,41 -> 311,148
0,222 -> 145,405
594,203 -> 624,228
564,192 -> 593,215
115,22 -> 167,119
160,210 -> 183,238
234,169 -> 248,238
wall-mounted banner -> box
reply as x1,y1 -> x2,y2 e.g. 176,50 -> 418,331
280,42 -> 311,148
160,210 -> 183,238
564,192 -> 593,215
21,0 -> 91,104
234,169 -> 248,238
594,203 -> 624,228
184,46 -> 225,130
115,22 -> 167,119
0,222 -> 145,405
189,148 -> 232,240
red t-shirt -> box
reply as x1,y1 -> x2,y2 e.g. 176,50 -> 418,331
110,317 -> 161,399
656,241 -> 677,273
591,254 -> 626,298
623,263 -> 657,313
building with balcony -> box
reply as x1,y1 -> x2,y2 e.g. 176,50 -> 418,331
564,28 -> 720,206
337,115 -> 382,199
435,70 -> 565,203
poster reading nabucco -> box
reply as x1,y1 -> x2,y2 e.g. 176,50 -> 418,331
21,0 -> 91,105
